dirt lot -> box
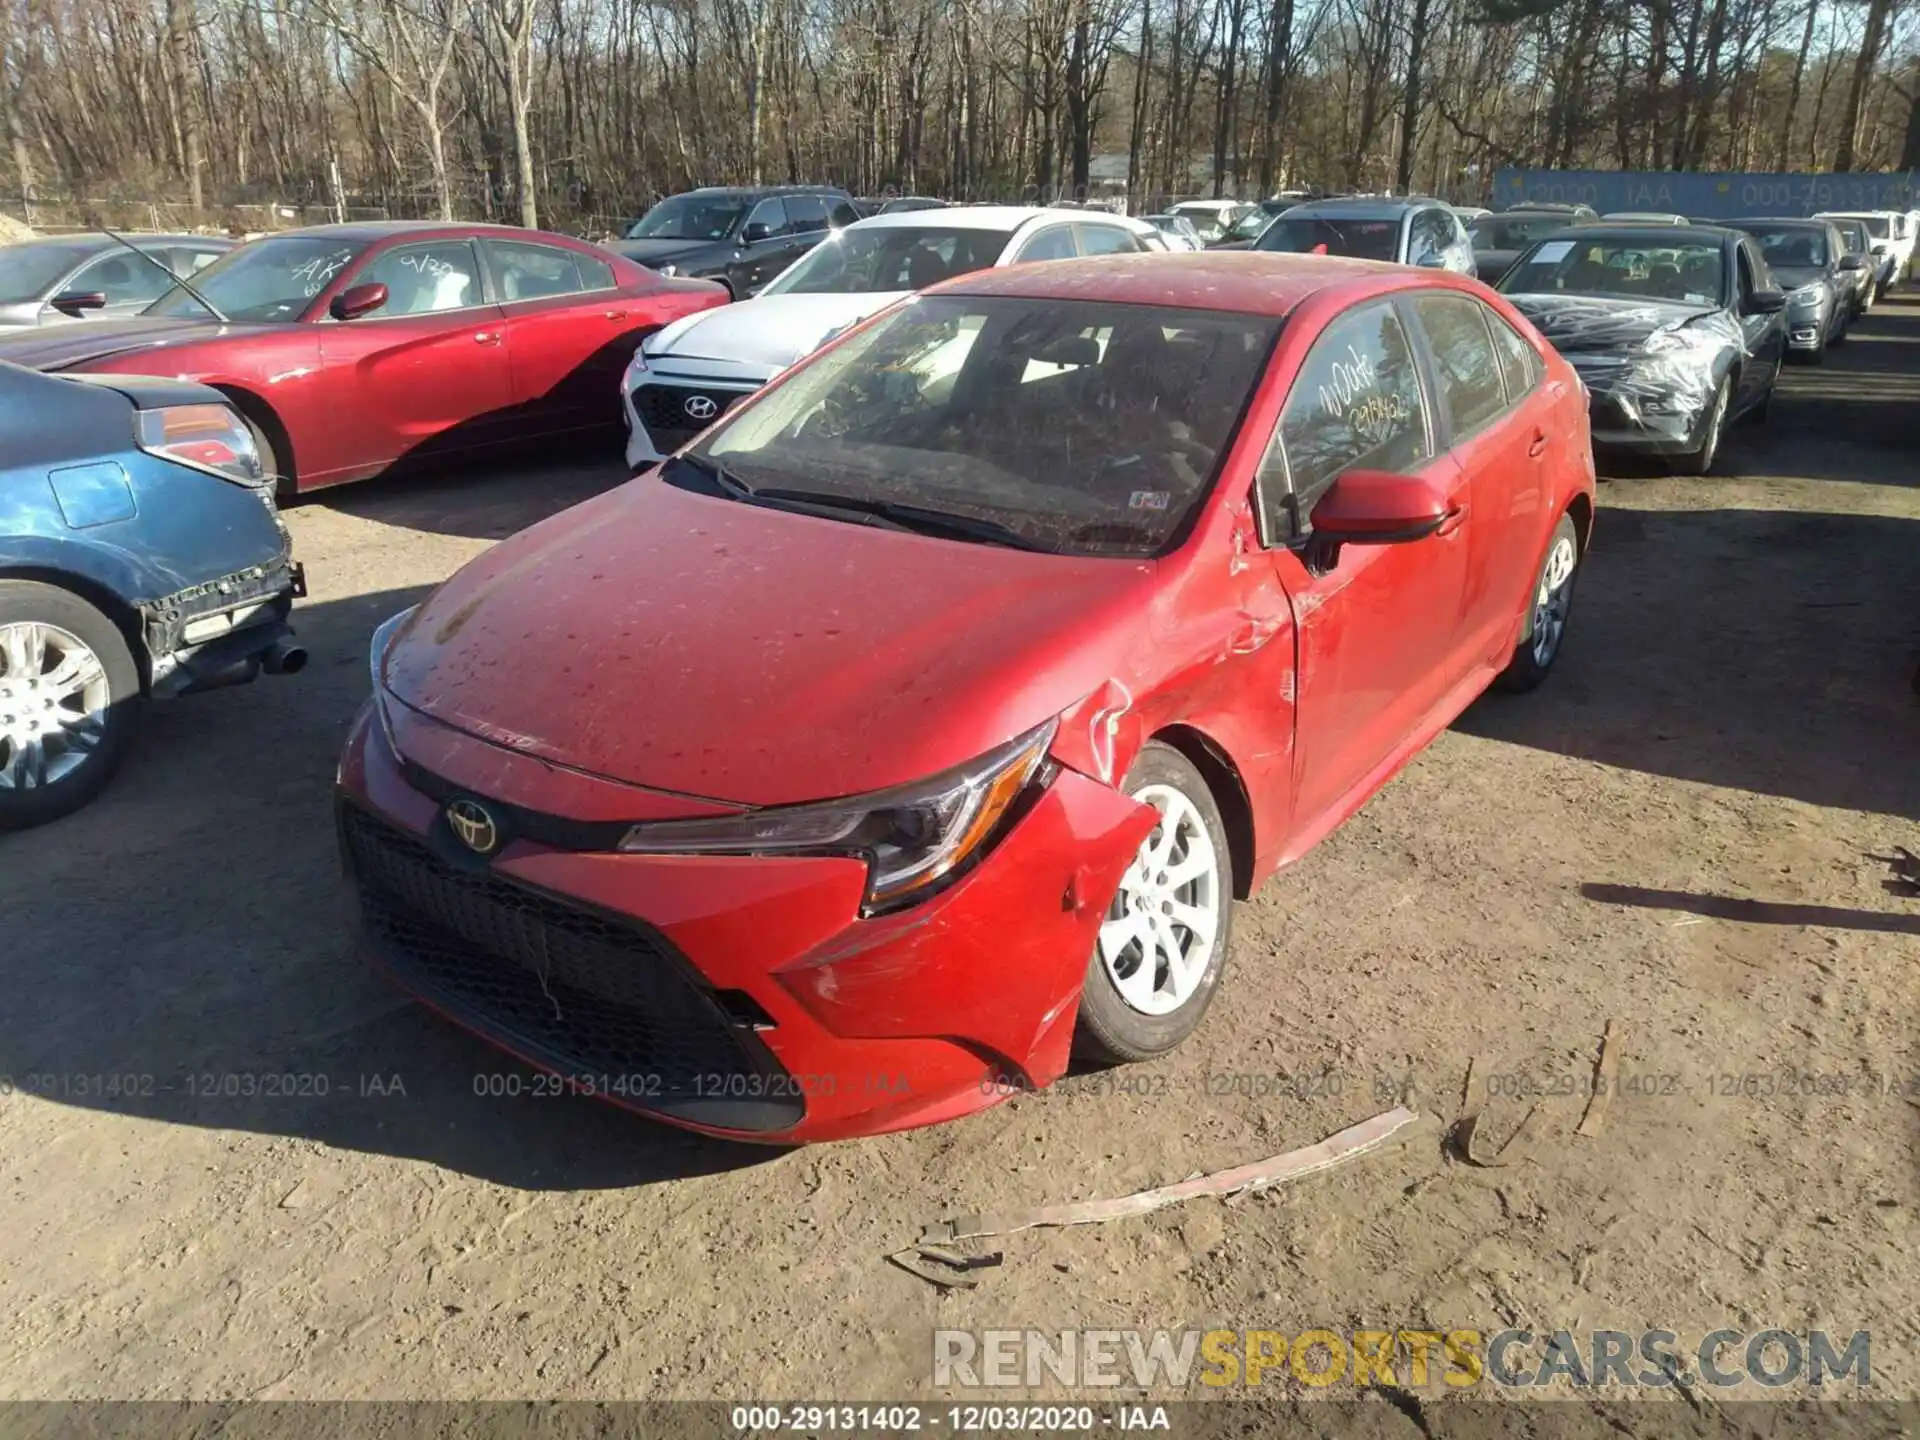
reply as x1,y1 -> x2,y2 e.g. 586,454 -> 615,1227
2,294 -> 1917,1415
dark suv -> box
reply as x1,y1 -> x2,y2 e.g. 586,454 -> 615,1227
610,186 -> 859,299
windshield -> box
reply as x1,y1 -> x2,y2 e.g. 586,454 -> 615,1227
626,195 -> 746,241
144,236 -> 365,320
1856,215 -> 1892,239
761,227 -> 1015,296
0,242 -> 90,303
678,295 -> 1279,556
1228,209 -> 1276,241
1255,216 -> 1400,261
1470,215 -> 1573,250
1500,237 -> 1726,305
1739,226 -> 1828,269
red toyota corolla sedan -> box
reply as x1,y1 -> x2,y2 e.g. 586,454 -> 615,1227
337,252 -> 1595,1143
0,222 -> 726,493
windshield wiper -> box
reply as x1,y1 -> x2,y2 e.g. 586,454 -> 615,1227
754,489 -> 1056,551
670,452 -> 755,500
103,227 -> 226,322
668,458 -> 918,533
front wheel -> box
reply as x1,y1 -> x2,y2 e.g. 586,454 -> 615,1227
1677,375 -> 1731,476
0,581 -> 142,830
1074,743 -> 1233,1064
1496,514 -> 1580,694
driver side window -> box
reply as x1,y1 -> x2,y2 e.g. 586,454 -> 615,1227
1016,226 -> 1077,263
745,197 -> 789,238
349,241 -> 485,316
69,251 -> 174,307
1257,302 -> 1432,541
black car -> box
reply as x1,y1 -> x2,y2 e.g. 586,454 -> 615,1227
1721,217 -> 1860,361
1497,224 -> 1786,475
1468,208 -> 1595,284
608,186 -> 859,299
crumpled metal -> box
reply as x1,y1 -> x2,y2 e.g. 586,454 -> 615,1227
1509,295 -> 1747,428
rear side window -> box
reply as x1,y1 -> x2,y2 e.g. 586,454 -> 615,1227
1016,226 -> 1078,263
829,201 -> 860,228
1264,301 -> 1432,537
1483,309 -> 1543,404
745,197 -> 789,236
1411,293 -> 1506,438
1077,223 -> 1140,255
785,195 -> 830,232
486,239 -> 614,300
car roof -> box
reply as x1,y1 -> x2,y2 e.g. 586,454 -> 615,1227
1278,196 -> 1437,218
7,232 -> 216,253
931,250 -> 1421,316
1548,224 -> 1729,245
270,220 -> 578,242
1813,209 -> 1892,218
845,204 -> 1138,233
1169,199 -> 1244,210
1722,216 -> 1830,229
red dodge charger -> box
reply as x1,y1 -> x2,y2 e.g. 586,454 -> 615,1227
0,222 -> 727,493
337,252 -> 1596,1143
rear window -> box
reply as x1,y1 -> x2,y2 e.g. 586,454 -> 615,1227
1255,217 -> 1400,262
683,295 -> 1281,556
1469,215 -> 1573,250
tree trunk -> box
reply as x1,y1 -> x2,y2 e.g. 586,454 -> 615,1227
165,0 -> 203,212
1256,0 -> 1294,194
1395,0 -> 1432,193
1901,59 -> 1920,171
1834,0 -> 1894,171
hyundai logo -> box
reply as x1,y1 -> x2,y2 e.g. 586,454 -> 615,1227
445,798 -> 502,856
683,394 -> 719,421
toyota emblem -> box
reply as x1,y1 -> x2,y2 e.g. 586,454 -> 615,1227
445,798 -> 501,855
682,394 -> 719,421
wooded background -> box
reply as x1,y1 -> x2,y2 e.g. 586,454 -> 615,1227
1,0 -> 1916,230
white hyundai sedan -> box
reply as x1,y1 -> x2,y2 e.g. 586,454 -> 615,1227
620,205 -> 1159,467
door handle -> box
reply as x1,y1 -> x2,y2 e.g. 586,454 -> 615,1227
473,331 -> 501,344
1527,431 -> 1548,458
605,310 -> 628,321
1435,503 -> 1469,537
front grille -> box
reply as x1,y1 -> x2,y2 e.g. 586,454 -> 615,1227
632,382 -> 748,444
340,805 -> 801,1131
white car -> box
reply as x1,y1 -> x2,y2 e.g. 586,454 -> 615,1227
1139,214 -> 1206,251
622,205 -> 1159,467
1814,210 -> 1912,286
1166,199 -> 1257,245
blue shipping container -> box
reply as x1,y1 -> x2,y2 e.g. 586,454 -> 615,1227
1491,169 -> 1918,218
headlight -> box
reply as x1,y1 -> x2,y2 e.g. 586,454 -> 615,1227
136,403 -> 265,485
1788,282 -> 1826,304
618,720 -> 1057,912
656,263 -> 679,277
625,348 -> 648,385
368,605 -> 418,747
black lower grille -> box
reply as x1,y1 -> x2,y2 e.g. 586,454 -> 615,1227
633,383 -> 747,443
340,804 -> 801,1131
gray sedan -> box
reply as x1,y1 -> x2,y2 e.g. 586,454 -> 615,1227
1721,217 -> 1858,362
0,234 -> 232,328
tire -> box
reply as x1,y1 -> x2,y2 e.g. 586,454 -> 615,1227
1074,742 -> 1234,1064
1677,375 -> 1731,476
1496,513 -> 1580,694
1749,373 -> 1775,426
0,581 -> 142,830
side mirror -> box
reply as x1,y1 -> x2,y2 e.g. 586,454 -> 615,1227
1839,254 -> 1867,272
1744,289 -> 1787,316
1306,470 -> 1452,565
329,282 -> 389,321
741,221 -> 773,244
1415,252 -> 1446,268
49,290 -> 107,316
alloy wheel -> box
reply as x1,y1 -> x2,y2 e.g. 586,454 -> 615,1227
1098,783 -> 1222,1016
1530,534 -> 1579,667
0,622 -> 111,791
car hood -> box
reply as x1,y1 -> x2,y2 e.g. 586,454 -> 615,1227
381,479 -> 1158,807
608,237 -> 729,269
645,291 -> 907,370
0,314 -> 240,370
1502,293 -> 1724,355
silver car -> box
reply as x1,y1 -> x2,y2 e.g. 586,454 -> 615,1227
621,205 -> 1159,466
1248,196 -> 1476,273
0,233 -> 232,328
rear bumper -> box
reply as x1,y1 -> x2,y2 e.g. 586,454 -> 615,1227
334,699 -> 1153,1143
145,554 -> 304,698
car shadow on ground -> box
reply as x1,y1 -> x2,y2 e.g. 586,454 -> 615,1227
289,429 -> 632,543
0,585 -> 784,1190
1580,882 -> 1920,935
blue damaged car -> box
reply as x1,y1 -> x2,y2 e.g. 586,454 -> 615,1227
0,359 -> 306,829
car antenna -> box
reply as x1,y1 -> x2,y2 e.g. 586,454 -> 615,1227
99,225 -> 227,323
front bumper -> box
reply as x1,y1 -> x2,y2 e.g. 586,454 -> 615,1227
335,698 -> 1153,1143
1785,299 -> 1832,350
622,362 -> 772,469
146,553 -> 305,698
1569,361 -> 1711,456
